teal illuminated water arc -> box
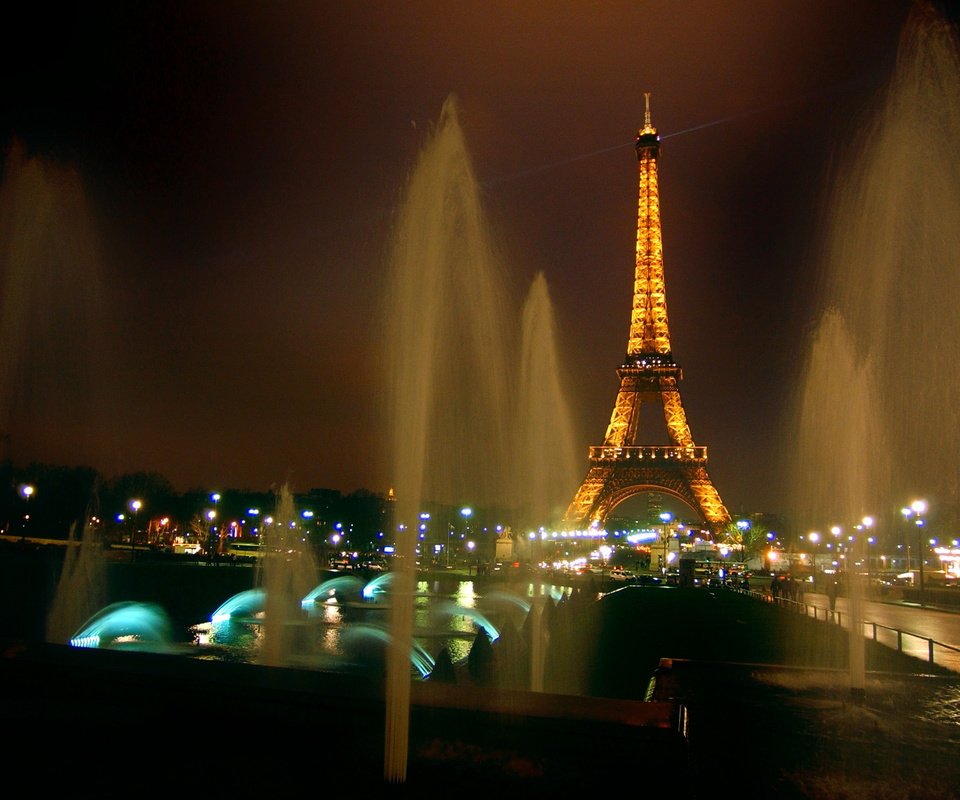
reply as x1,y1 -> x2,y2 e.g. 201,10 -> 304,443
362,572 -> 394,601
482,588 -> 533,614
70,601 -> 172,649
210,588 -> 266,623
433,600 -> 500,642
212,577 -> 379,626
301,575 -> 365,606
341,623 -> 436,678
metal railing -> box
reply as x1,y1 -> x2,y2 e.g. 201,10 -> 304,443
745,588 -> 960,672
587,445 -> 707,462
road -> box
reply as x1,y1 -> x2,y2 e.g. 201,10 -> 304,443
795,589 -> 960,674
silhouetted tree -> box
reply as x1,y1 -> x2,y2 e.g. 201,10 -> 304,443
427,647 -> 457,683
467,629 -> 496,686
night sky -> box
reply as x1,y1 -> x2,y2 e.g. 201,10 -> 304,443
0,1 -> 949,519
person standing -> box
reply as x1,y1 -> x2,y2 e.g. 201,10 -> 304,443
827,578 -> 838,612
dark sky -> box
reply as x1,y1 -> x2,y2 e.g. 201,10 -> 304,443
0,1 -> 946,518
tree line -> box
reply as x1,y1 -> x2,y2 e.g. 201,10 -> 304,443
0,460 -> 390,551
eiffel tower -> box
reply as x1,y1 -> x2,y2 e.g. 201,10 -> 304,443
564,95 -> 730,535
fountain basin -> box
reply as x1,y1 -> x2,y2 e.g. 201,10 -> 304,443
0,637 -> 686,794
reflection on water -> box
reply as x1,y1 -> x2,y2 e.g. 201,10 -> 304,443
190,578 -> 573,678
921,683 -> 960,727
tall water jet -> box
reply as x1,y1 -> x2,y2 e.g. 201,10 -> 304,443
255,484 -> 319,667
382,94 -> 516,783
0,141 -> 114,468
791,310 -> 888,532
45,513 -> 106,645
0,143 -> 113,643
517,271 -> 581,548
790,3 -> 960,692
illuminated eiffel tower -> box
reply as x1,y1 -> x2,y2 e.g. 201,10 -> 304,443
564,95 -> 730,535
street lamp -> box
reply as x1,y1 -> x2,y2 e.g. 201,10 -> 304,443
858,516 -> 871,570
18,483 -> 35,535
901,506 -> 914,573
808,532 -> 820,580
599,543 -> 612,581
206,509 -> 217,562
158,517 -> 170,549
129,499 -> 142,560
905,500 -> 927,607
830,526 -> 843,574
659,512 -> 673,574
460,507 -> 472,568
859,516 -> 874,586
736,519 -> 750,566
466,540 -> 476,574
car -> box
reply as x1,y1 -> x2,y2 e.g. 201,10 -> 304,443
609,568 -> 636,582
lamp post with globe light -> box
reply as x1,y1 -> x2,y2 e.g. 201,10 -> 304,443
211,493 -> 221,547
808,532 -> 821,585
856,516 -> 874,592
830,525 -> 843,576
18,483 -> 35,536
466,540 -> 476,574
206,509 -> 218,563
901,505 -> 914,574
902,500 -> 928,607
659,512 -> 673,575
129,499 -> 142,560
599,543 -> 612,583
460,507 -> 472,568
861,515 -> 874,579
736,519 -> 750,567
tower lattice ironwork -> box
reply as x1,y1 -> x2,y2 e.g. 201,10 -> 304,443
564,95 -> 730,535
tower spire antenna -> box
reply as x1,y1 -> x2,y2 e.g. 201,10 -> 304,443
641,92 -> 656,135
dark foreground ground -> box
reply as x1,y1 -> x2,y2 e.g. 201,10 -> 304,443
1,548 -> 959,798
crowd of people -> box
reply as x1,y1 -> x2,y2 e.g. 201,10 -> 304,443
769,572 -> 803,603
767,572 -> 846,610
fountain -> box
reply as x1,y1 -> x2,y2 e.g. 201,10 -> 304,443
0,90 -> 582,787
302,574 -> 366,605
3,8 -> 960,794
517,271 -> 581,547
790,1 -> 960,694
63,561 -> 557,684
69,600 -> 172,650
45,515 -> 107,645
210,587 -> 266,623
255,484 -> 321,667
0,140 -> 115,472
381,93 -> 581,782
2,141 -> 116,649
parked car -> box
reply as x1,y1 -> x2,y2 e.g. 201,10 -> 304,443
609,568 -> 636,582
